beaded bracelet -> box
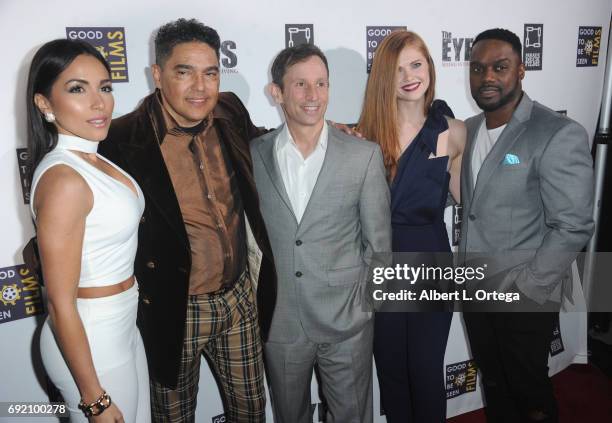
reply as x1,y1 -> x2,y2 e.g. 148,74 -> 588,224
78,390 -> 112,417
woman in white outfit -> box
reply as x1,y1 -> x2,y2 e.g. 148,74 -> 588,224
27,39 -> 150,422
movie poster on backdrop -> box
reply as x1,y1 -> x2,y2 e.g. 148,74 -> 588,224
576,26 -> 602,67
285,24 -> 314,48
65,27 -> 129,82
366,26 -> 407,73
220,39 -> 238,73
441,31 -> 473,68
523,23 -> 544,71
0,265 -> 44,325
15,149 -> 30,205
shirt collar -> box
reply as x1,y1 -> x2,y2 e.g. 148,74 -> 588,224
276,120 -> 328,153
156,89 -> 214,137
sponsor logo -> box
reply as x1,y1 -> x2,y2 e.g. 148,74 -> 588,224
16,148 -> 30,204
576,26 -> 602,67
66,27 -> 129,82
366,26 -> 407,73
211,413 -> 225,423
220,40 -> 238,74
0,264 -> 44,325
446,359 -> 478,399
524,24 -> 543,71
285,24 -> 314,48
452,204 -> 462,246
550,322 -> 565,356
441,31 -> 473,68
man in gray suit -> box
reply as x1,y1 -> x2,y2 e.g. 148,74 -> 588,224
460,29 -> 594,423
250,44 -> 391,423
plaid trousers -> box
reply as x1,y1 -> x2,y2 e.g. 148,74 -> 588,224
150,272 -> 266,422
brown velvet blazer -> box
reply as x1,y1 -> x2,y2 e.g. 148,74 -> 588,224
99,91 -> 277,389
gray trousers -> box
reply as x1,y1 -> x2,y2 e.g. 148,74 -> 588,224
264,320 -> 373,423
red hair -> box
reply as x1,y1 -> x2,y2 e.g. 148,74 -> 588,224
357,30 -> 436,180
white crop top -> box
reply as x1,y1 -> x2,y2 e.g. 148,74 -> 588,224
30,134 -> 145,288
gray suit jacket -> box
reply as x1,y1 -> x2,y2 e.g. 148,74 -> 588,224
251,123 -> 391,343
459,93 -> 594,304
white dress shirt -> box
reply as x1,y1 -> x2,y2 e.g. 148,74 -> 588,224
276,121 -> 328,222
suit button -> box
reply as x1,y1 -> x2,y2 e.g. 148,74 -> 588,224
468,214 -> 476,221
146,261 -> 156,269
140,216 -> 146,224
295,271 -> 303,277
142,296 -> 151,305
295,240 -> 302,246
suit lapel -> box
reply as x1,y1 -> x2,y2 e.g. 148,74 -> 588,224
256,127 -> 297,222
118,128 -> 189,247
297,125 -> 340,232
216,119 -> 274,260
462,114 -> 484,209
472,94 -> 532,205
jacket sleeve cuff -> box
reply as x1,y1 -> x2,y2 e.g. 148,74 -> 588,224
512,265 -> 559,305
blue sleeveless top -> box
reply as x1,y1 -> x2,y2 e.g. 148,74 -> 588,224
391,100 -> 453,253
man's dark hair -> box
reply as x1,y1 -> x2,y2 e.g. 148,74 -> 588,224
473,28 -> 522,60
155,18 -> 221,66
271,44 -> 329,90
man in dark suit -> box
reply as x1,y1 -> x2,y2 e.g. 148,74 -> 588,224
99,18 -> 276,422
459,28 -> 594,423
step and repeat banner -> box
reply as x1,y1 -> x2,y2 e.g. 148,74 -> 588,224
1,0 -> 609,421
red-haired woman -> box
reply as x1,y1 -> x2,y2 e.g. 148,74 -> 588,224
358,30 -> 466,423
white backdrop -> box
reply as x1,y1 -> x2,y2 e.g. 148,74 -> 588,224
1,0 -> 609,421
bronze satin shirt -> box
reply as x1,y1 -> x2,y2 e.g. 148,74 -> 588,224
158,99 -> 246,294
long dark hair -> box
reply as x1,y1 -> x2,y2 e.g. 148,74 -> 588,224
26,39 -> 110,184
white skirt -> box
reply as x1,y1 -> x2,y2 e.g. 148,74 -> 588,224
40,282 -> 150,422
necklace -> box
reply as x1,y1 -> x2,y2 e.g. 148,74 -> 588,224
55,134 -> 99,154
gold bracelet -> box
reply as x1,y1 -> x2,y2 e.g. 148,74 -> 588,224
78,390 -> 112,417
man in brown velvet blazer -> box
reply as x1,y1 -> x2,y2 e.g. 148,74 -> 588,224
99,18 -> 276,422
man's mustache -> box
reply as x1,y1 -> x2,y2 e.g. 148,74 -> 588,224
478,85 -> 501,93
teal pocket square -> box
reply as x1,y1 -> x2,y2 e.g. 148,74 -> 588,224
503,153 -> 520,165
